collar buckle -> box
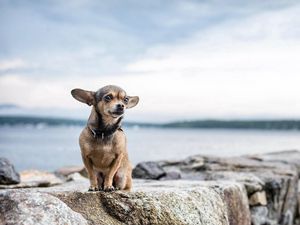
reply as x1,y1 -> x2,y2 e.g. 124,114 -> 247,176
90,127 -> 105,140
91,129 -> 97,138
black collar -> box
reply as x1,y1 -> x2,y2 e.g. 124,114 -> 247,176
88,109 -> 123,140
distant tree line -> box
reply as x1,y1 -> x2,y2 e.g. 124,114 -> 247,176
0,116 -> 85,126
163,120 -> 300,130
1,116 -> 300,130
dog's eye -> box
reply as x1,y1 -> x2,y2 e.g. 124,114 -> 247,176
104,95 -> 112,102
124,97 -> 129,104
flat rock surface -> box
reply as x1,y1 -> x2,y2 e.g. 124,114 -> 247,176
55,165 -> 87,178
248,150 -> 300,175
1,179 -> 251,225
0,170 -> 64,189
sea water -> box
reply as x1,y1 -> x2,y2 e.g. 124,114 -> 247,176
1,125 -> 300,171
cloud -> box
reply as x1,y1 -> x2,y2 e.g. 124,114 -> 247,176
1,0 -> 296,77
0,0 -> 146,77
122,3 -> 300,120
126,4 -> 300,73
0,59 -> 28,71
1,1 -> 300,121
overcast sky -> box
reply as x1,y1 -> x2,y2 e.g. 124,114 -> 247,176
1,0 -> 300,122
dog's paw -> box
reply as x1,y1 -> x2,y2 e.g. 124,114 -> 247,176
104,185 -> 115,192
88,186 -> 99,192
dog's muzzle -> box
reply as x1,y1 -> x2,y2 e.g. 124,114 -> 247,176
111,104 -> 124,116
112,110 -> 123,115
110,109 -> 124,117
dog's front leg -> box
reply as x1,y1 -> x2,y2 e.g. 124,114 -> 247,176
82,154 -> 98,191
103,153 -> 123,192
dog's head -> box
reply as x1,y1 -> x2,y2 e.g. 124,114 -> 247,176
71,85 -> 139,118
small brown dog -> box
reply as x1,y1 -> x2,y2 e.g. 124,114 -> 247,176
71,85 -> 139,192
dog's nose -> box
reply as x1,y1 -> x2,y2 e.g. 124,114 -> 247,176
117,104 -> 124,110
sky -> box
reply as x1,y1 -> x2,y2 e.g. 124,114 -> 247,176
0,0 -> 300,122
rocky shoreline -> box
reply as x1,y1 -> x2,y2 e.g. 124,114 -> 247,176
1,150 -> 300,225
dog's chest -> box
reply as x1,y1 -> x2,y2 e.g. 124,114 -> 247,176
89,142 -> 116,169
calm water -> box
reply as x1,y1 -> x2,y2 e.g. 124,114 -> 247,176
1,125 -> 300,171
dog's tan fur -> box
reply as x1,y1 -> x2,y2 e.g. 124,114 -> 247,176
71,85 -> 139,192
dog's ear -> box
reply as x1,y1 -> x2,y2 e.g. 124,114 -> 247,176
71,88 -> 95,106
126,96 -> 139,109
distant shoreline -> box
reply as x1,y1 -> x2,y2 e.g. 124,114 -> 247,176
1,115 -> 300,130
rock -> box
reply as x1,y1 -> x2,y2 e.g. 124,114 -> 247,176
142,151 -> 300,225
67,172 -> 88,182
159,171 -> 181,180
20,170 -> 64,185
0,157 -> 20,185
133,161 -> 166,179
0,179 -> 251,225
54,180 -> 250,225
249,150 -> 300,176
55,165 -> 88,178
297,181 -> 300,224
181,155 -> 205,170
249,191 -> 267,206
0,170 -> 64,189
250,206 -> 275,225
2,150 -> 300,225
222,183 -> 251,225
205,171 -> 264,195
263,176 -> 298,225
0,189 -> 88,225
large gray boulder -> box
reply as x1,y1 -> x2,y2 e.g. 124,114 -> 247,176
0,189 -> 88,225
0,179 -> 251,225
0,157 -> 20,185
132,161 -> 166,179
59,180 -> 251,225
